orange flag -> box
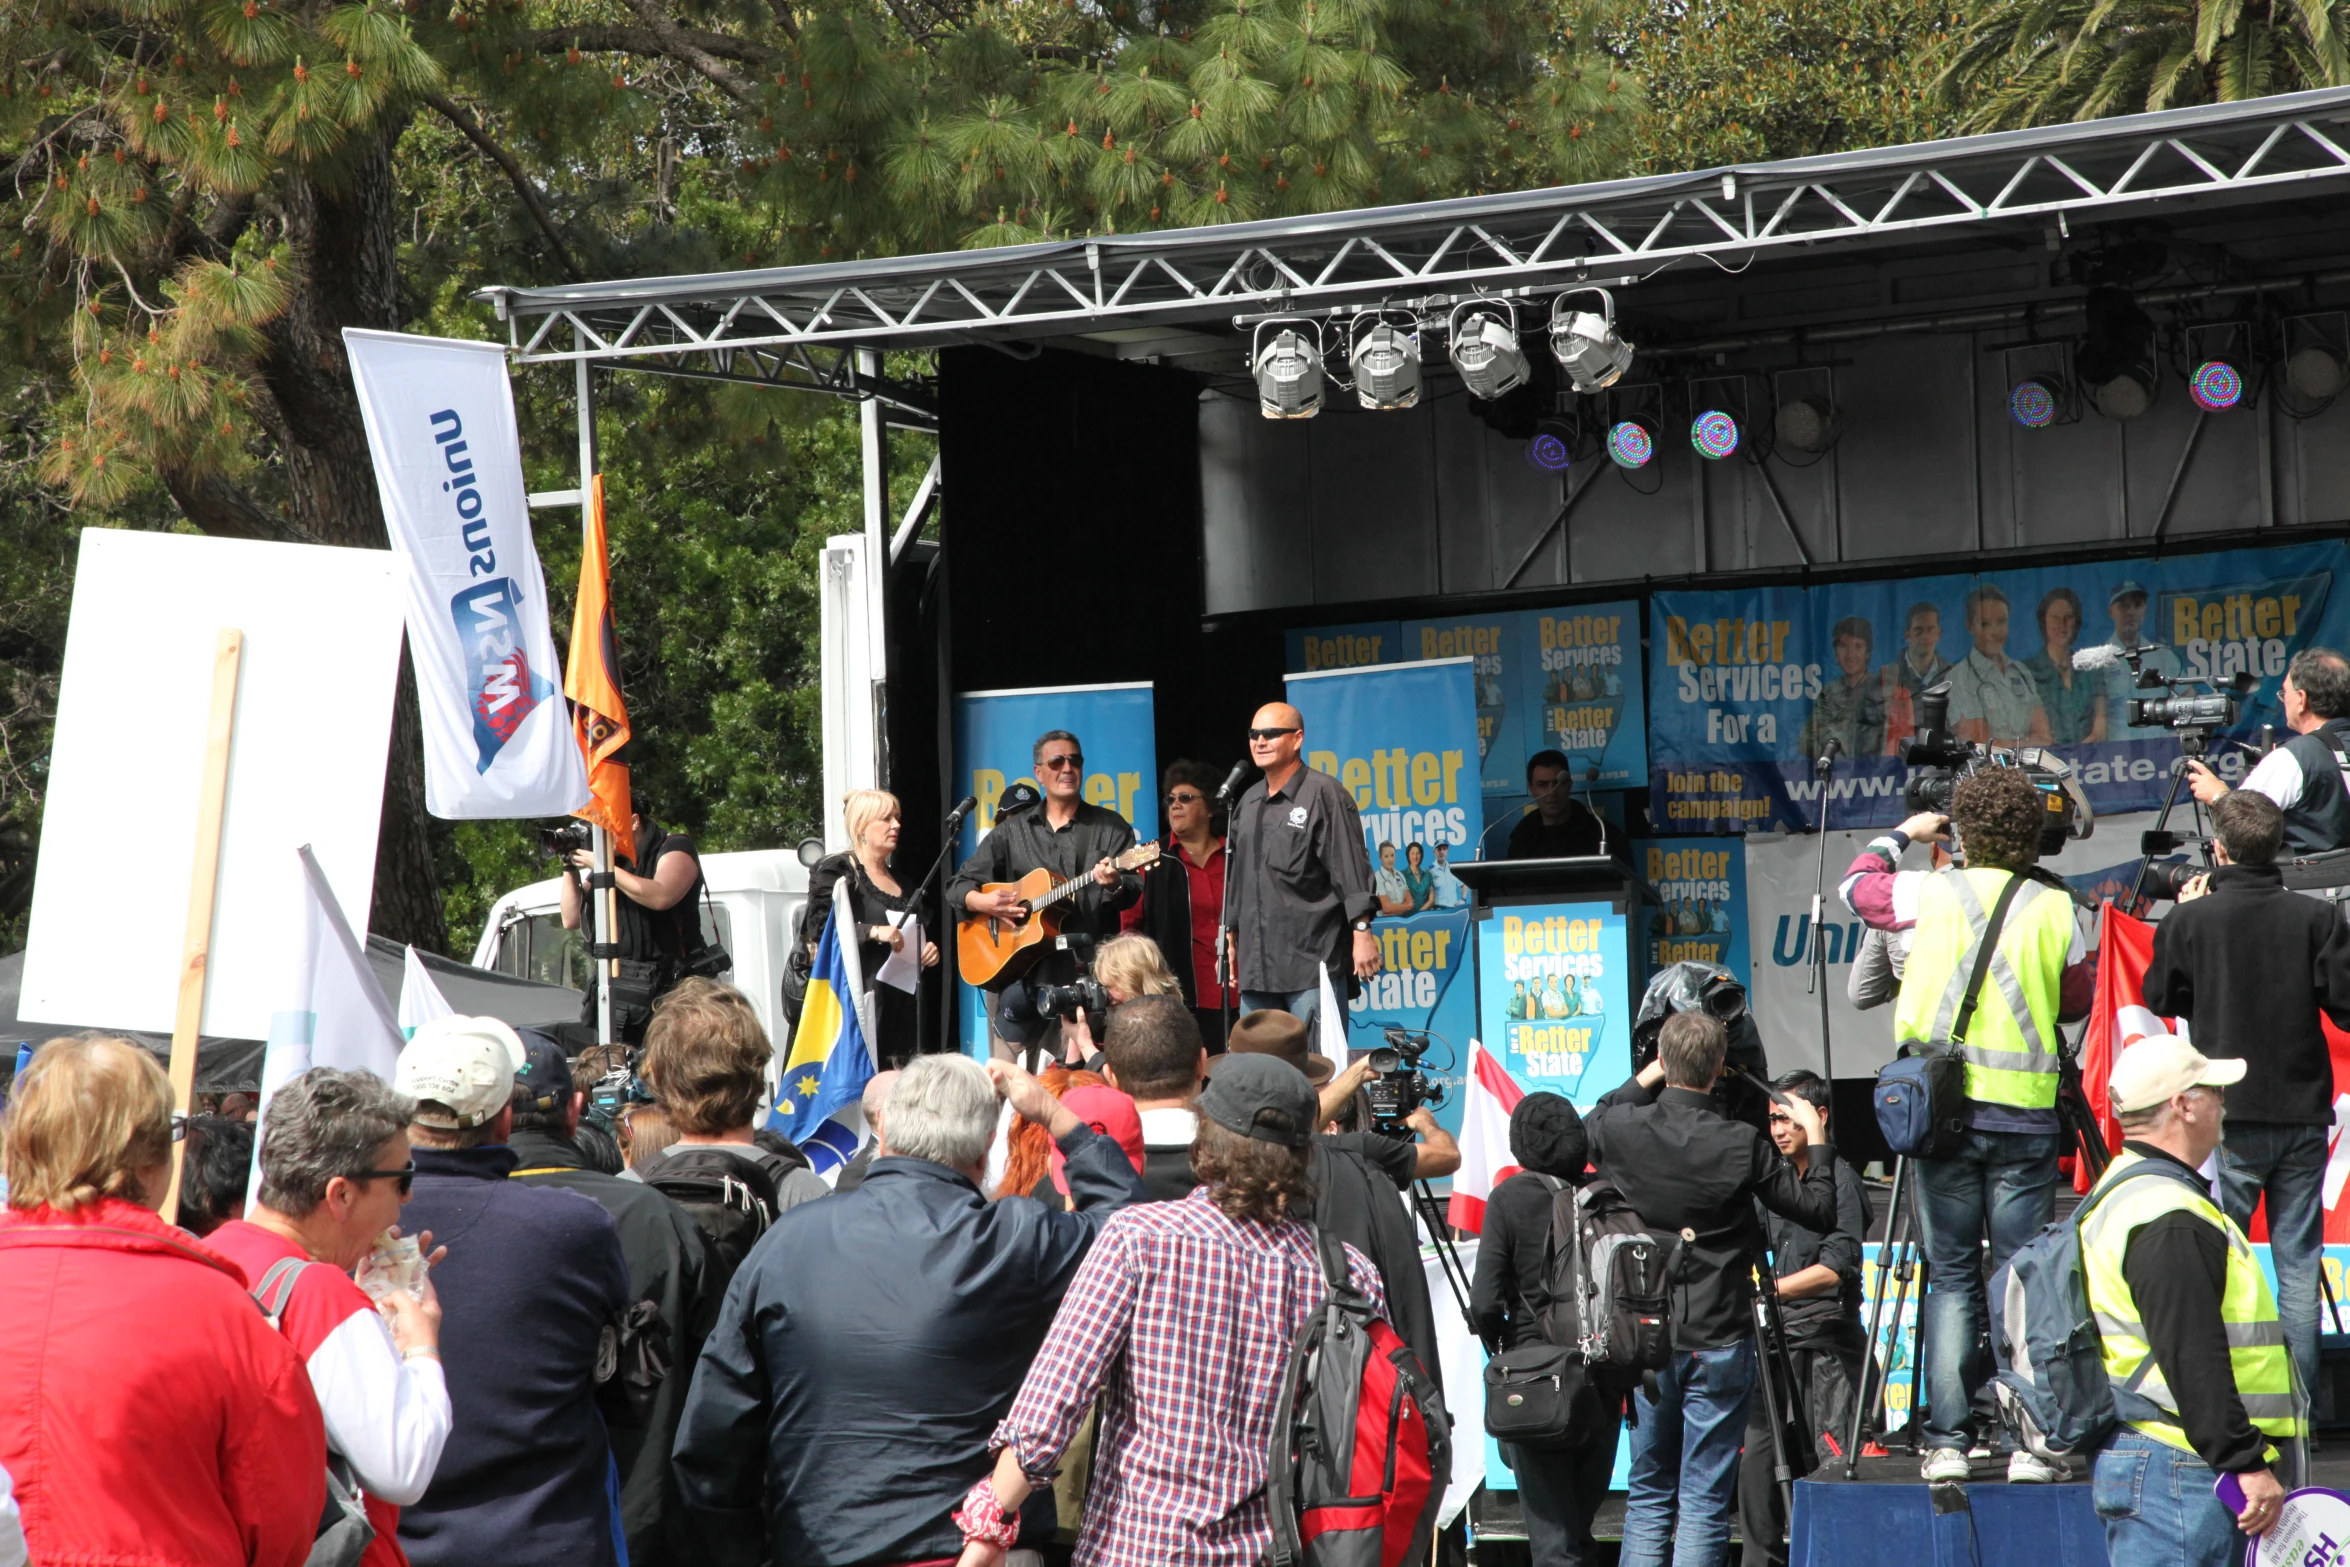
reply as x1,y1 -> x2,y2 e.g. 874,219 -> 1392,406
565,474 -> 634,865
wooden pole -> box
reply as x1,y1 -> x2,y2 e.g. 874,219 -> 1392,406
162,628 -> 243,1218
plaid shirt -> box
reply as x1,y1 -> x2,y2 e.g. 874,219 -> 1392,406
992,1185 -> 1385,1567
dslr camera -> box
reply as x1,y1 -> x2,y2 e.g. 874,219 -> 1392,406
994,973 -> 1115,1045
540,822 -> 593,859
1901,683 -> 2094,859
1364,1028 -> 1446,1133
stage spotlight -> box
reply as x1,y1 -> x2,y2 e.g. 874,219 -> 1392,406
1251,320 -> 1324,419
1450,302 -> 1531,402
1606,414 -> 1657,469
2288,344 -> 2346,401
1774,395 -> 1840,454
1525,418 -> 1573,472
1351,315 -> 1422,411
2076,286 -> 2157,421
2189,360 -> 2244,412
1550,287 -> 1636,394
1690,409 -> 1741,460
2009,375 -> 2064,429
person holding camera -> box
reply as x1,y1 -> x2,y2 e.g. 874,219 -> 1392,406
1587,1013 -> 1837,1567
803,789 -> 944,1070
1845,770 -> 2096,1484
2186,647 -> 2350,856
2143,789 -> 2350,1402
559,792 -> 716,1045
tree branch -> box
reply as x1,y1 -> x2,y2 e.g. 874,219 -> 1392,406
528,22 -> 786,66
608,0 -> 761,104
160,463 -> 314,545
421,92 -> 585,282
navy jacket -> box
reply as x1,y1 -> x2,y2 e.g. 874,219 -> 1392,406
396,1144 -> 632,1567
673,1125 -> 1144,1566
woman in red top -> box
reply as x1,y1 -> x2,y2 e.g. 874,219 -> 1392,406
1120,758 -> 1233,1052
0,1034 -> 326,1566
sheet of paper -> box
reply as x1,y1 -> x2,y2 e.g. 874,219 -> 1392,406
877,912 -> 924,994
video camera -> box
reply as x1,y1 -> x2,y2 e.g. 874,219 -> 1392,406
1364,1028 -> 1448,1133
1901,684 -> 2094,859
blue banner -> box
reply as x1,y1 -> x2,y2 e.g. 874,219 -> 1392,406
1632,836 -> 1748,983
1284,621 -> 1402,675
1288,658 -> 1486,1133
1648,541 -> 2346,832
1474,902 -> 1635,1112
950,682 -> 1158,1055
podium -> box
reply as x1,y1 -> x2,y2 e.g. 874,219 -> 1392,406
1451,856 -> 1650,1108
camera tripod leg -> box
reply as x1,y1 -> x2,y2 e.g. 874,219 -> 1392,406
1417,1179 -> 1476,1329
1752,1266 -> 1800,1525
1844,1154 -> 1911,1479
2126,749 -> 2202,911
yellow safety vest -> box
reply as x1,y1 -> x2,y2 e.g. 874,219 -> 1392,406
2079,1150 -> 2306,1460
1892,867 -> 2075,1110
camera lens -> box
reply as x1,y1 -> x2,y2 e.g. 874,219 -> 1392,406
1367,1047 -> 1402,1073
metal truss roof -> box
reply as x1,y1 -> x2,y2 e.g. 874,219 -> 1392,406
479,85 -> 2350,413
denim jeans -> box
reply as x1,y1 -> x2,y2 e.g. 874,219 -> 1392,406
1238,986 -> 1345,1037
1620,1338 -> 1756,1567
2093,1428 -> 2242,1567
1912,1129 -> 2062,1451
2217,1120 -> 2328,1400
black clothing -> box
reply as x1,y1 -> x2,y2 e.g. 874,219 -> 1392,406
1469,1093 -> 1594,1352
1507,1425 -> 1621,1567
672,1133 -> 1142,1565
1307,1131 -> 1440,1391
1226,764 -> 1377,994
2144,862 -> 2350,1126
831,1140 -> 880,1193
1758,1157 -> 1872,1342
1192,1005 -> 1228,1055
1737,1332 -> 1865,1567
1129,833 -> 1216,1009
945,799 -> 1140,990
1585,1079 -> 1840,1349
1141,1143 -> 1200,1201
1506,801 -> 1607,861
2116,1142 -> 2271,1474
613,826 -> 706,967
2276,718 -> 2350,856
803,853 -> 924,1068
507,1128 -> 713,1567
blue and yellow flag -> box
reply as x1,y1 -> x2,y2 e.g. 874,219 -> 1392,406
771,917 -> 873,1172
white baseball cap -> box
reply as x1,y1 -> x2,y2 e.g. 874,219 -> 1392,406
2108,1034 -> 2246,1115
397,1016 -> 525,1129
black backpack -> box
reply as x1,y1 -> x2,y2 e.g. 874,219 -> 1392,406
644,1148 -> 784,1294
1540,1179 -> 1682,1391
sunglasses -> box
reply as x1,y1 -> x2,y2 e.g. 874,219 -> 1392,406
1248,727 -> 1299,741
351,1162 -> 417,1197
1040,754 -> 1083,771
1165,791 -> 1204,806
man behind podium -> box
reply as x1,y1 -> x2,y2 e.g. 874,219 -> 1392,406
1509,749 -> 1608,860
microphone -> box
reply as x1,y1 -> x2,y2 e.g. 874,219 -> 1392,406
1213,760 -> 1249,804
945,794 -> 979,827
2071,643 -> 2124,672
1578,763 -> 1611,861
1814,736 -> 1843,779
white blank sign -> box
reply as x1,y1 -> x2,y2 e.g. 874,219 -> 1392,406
19,529 -> 407,1039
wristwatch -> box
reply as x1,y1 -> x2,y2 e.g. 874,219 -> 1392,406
1352,918 -> 1374,932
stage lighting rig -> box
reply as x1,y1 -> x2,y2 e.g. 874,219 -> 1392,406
1251,320 -> 1325,419
2009,375 -> 2067,429
1351,311 -> 1422,411
2184,322 -> 2247,413
1550,288 -> 1636,394
2075,286 -> 2158,420
1690,408 -> 1741,460
1607,413 -> 1658,469
1449,301 -> 1531,402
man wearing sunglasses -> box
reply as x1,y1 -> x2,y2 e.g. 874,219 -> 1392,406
948,728 -> 1142,1059
1225,701 -> 1381,1037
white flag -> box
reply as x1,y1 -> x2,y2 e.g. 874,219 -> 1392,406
1445,1041 -> 1526,1235
398,945 -> 458,1040
251,846 -> 407,1201
345,329 -> 587,820
1317,961 -> 1349,1076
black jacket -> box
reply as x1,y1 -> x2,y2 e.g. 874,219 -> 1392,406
2276,719 -> 2350,856
398,1146 -> 632,1567
944,800 -> 1140,978
1129,833 -> 1212,1006
672,1130 -> 1144,1566
1469,1093 -> 1594,1352
2144,862 -> 2350,1126
1586,1078 -> 1841,1349
1758,1156 -> 1871,1343
508,1128 -> 714,1567
1307,1131 -> 1439,1390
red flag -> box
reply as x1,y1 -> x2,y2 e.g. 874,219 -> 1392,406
565,474 -> 633,865
1446,1043 -> 1528,1235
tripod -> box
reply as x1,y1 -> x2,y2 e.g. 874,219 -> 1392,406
1843,1155 -> 1926,1479
1417,1179 -> 1477,1328
1807,744 -> 1842,1082
2124,731 -> 2218,912
1751,1256 -> 1816,1524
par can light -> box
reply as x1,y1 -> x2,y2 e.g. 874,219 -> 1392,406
1606,415 -> 1657,469
1550,287 -> 1636,395
1774,395 -> 1840,454
2288,344 -> 2346,401
1251,321 -> 1324,420
2009,376 -> 2063,429
1449,302 -> 1531,402
2189,360 -> 2243,412
1351,316 -> 1422,411
1690,409 -> 1741,460
1525,420 -> 1573,472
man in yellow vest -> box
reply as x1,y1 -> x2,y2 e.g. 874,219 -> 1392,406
2086,1035 -> 2302,1566
1843,767 -> 2095,1482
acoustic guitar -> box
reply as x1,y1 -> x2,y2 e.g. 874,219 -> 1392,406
955,841 -> 1163,987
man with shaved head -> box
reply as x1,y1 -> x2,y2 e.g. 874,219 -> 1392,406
1224,701 -> 1381,1036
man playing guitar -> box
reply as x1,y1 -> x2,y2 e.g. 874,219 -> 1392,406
947,729 -> 1141,1059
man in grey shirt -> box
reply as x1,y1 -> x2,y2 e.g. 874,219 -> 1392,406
1225,701 -> 1381,1035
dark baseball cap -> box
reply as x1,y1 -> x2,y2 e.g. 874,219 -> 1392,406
513,1029 -> 575,1115
1196,1053 -> 1317,1149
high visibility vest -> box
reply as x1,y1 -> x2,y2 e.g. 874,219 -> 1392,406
2079,1150 -> 2306,1459
1892,867 -> 2075,1110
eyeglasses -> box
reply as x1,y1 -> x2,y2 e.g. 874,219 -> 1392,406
1247,727 -> 1299,741
1040,754 -> 1083,771
1165,791 -> 1204,806
351,1163 -> 417,1197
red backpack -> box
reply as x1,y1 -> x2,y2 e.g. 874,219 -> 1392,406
1266,1227 -> 1453,1567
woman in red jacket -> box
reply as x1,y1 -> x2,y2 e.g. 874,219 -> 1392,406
0,1034 -> 327,1566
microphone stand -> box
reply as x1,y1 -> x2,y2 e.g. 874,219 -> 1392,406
910,799 -> 975,1056
1807,745 -> 1839,1084
1214,766 -> 1249,1049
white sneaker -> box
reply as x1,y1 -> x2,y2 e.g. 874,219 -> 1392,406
2007,1449 -> 2065,1484
1921,1449 -> 1972,1483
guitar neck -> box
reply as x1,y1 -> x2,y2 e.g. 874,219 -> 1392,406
1029,875 -> 1092,913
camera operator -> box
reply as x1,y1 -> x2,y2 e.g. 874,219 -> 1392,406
558,793 -> 714,1045
1587,1013 -> 1837,1567
1735,1071 -> 1871,1567
2184,647 -> 2350,855
1844,770 -> 2095,1484
2143,789 -> 2350,1402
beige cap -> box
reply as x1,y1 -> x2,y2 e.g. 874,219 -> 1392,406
397,1015 -> 525,1129
2108,1034 -> 2247,1115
